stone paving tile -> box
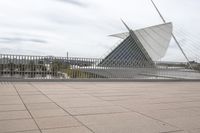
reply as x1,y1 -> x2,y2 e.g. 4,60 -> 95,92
16,88 -> 39,92
49,96 -> 101,102
26,103 -> 59,110
42,126 -> 93,133
20,95 -> 52,104
0,90 -> 18,96
58,100 -> 113,108
39,90 -> 84,95
29,109 -> 68,118
14,84 -> 37,91
0,96 -> 23,105
91,92 -> 144,97
0,104 -> 26,112
65,106 -> 130,115
0,119 -> 38,133
49,93 -> 91,97
99,95 -> 142,101
35,116 -> 82,130
18,91 -> 42,95
0,110 -> 31,121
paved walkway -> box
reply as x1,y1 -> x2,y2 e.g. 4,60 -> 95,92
0,82 -> 200,133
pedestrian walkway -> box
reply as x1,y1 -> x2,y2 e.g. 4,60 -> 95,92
0,82 -> 200,133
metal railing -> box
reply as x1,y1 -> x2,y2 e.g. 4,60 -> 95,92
0,54 -> 200,81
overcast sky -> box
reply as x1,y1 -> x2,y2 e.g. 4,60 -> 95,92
0,0 -> 200,61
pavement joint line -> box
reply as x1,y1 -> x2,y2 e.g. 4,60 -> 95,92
157,101 -> 200,104
61,105 -> 114,108
3,129 -> 41,133
64,105 -> 124,109
0,103 -> 24,105
24,114 -> 69,119
17,94 -> 45,96
11,83 -> 43,133
39,125 -> 87,131
159,129 -> 185,133
0,109 -> 27,112
0,103 -> 27,105
160,106 -> 200,111
29,82 -> 96,133
93,94 -> 141,97
71,111 -> 131,116
23,102 -> 54,104
0,117 -> 33,122
40,125 -> 84,131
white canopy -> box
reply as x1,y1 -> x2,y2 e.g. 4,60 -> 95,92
110,23 -> 173,61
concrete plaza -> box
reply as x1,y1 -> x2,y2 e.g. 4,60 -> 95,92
0,82 -> 200,133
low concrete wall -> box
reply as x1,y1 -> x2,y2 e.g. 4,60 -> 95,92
1,78 -> 200,82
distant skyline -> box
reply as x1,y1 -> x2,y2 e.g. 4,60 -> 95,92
0,0 -> 200,61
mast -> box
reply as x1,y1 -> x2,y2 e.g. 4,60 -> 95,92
121,19 -> 131,31
150,0 -> 193,69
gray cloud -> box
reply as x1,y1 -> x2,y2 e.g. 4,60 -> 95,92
0,48 -> 45,55
0,37 -> 47,44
